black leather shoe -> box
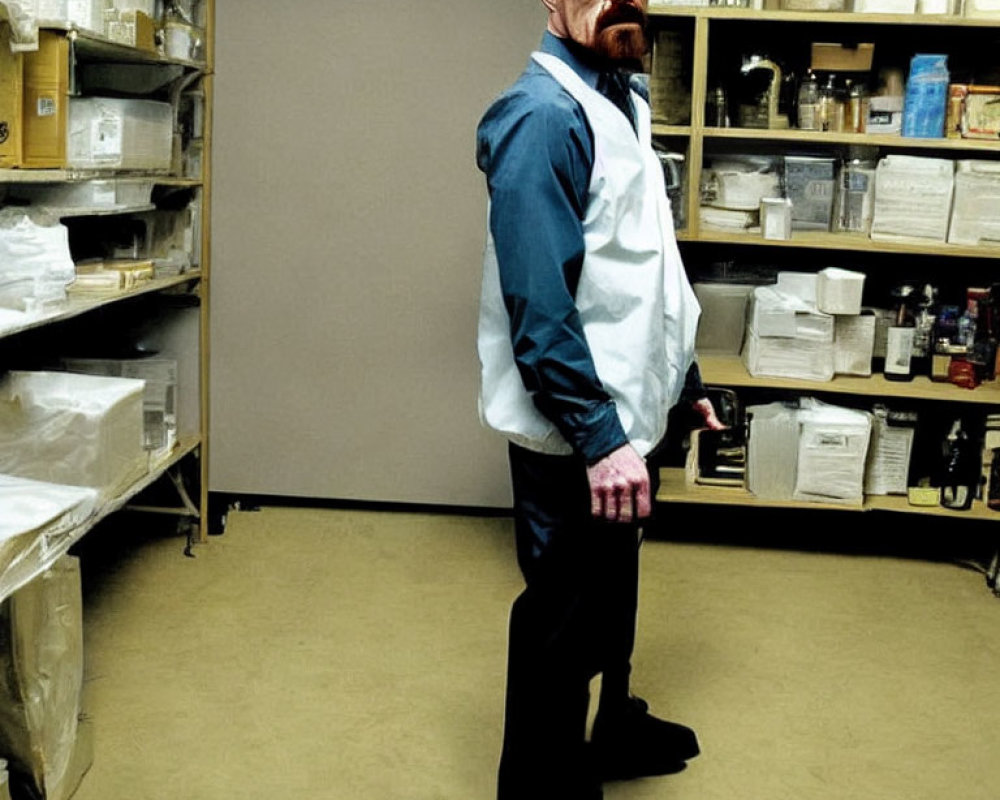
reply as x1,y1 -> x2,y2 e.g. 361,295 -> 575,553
590,696 -> 700,781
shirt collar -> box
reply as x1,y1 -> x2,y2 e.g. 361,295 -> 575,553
539,31 -> 602,92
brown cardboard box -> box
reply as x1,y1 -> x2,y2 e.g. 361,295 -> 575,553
961,85 -> 1000,139
21,31 -> 70,169
811,43 -> 875,72
0,23 -> 24,168
107,10 -> 157,53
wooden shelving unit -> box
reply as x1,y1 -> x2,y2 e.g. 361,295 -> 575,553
0,2 -> 215,602
646,6 -> 1000,551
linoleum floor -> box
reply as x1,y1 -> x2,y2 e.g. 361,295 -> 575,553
69,505 -> 1000,800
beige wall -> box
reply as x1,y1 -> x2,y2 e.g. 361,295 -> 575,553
210,1 -> 546,506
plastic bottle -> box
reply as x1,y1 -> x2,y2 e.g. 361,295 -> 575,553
818,73 -> 844,132
885,283 -> 916,382
939,419 -> 977,511
797,69 -> 819,130
834,146 -> 877,233
846,80 -> 868,133
911,283 -> 938,378
902,54 -> 949,138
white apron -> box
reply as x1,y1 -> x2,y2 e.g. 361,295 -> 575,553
477,50 -> 701,457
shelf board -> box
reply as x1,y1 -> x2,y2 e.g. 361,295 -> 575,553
680,226 -> 1000,258
52,203 -> 156,218
0,271 -> 201,340
648,5 -> 1000,26
0,169 -> 190,184
697,354 -> 1000,404
46,25 -> 207,69
657,467 -> 1000,520
652,123 -> 693,136
0,435 -> 201,605
702,126 -> 1000,152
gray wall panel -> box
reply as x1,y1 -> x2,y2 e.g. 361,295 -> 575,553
210,1 -> 545,506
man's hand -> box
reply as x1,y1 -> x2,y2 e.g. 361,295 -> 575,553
585,443 -> 651,523
692,397 -> 726,431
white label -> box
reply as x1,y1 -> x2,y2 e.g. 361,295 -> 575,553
36,96 -> 56,117
91,117 -> 123,160
885,327 -> 915,374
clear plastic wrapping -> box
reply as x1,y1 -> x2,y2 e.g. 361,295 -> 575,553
0,475 -> 97,604
0,556 -> 92,800
0,371 -> 148,499
0,210 -> 75,314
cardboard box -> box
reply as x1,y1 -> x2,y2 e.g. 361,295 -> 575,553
22,31 -> 70,169
0,23 -> 24,168
811,43 -> 875,73
67,97 -> 173,170
961,85 -> 1000,139
106,10 -> 157,53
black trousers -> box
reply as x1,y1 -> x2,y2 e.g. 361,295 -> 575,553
497,443 -> 657,798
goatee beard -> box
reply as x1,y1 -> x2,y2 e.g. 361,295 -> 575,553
593,24 -> 647,69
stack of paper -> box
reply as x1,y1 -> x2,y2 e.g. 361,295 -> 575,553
747,398 -> 873,505
742,285 -> 835,381
793,400 -> 872,505
871,156 -> 954,242
947,160 -> 1000,246
864,407 -> 917,495
699,207 -> 758,230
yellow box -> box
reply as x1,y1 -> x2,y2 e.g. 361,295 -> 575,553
21,30 -> 70,169
811,43 -> 875,73
0,23 -> 24,167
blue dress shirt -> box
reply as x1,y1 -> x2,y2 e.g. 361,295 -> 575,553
476,33 -> 700,465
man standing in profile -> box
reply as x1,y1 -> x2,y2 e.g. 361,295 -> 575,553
476,0 -> 721,798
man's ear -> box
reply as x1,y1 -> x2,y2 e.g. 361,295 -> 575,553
540,0 -> 559,16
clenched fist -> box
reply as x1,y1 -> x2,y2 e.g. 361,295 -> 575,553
585,443 -> 651,523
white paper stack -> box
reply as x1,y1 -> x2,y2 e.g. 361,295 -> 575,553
793,400 -> 872,505
834,313 -> 876,376
864,409 -> 915,495
747,398 -> 873,505
870,156 -> 955,242
947,160 -> 1000,246
0,372 -> 148,500
742,285 -> 835,381
699,207 -> 758,230
700,156 -> 780,230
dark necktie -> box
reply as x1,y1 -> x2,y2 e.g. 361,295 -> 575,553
599,71 -> 636,134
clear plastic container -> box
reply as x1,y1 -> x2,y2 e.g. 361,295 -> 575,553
797,69 -> 820,130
